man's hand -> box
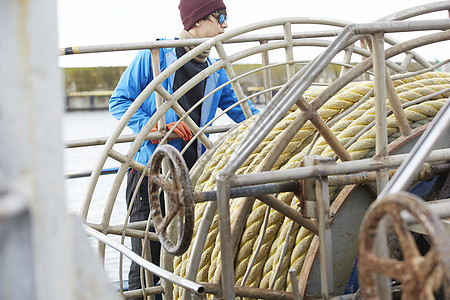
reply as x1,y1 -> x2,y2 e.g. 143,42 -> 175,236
150,121 -> 193,144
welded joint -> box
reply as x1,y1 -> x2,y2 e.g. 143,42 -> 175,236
107,148 -> 145,176
295,97 -> 313,114
370,153 -> 389,165
307,156 -> 335,298
302,156 -> 335,219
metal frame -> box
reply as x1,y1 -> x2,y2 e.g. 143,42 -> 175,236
57,2 -> 450,299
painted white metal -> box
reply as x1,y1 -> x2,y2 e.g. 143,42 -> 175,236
0,0 -> 119,299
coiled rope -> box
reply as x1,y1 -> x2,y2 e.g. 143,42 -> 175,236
173,72 -> 450,298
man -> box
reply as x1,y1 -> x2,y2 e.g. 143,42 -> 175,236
109,0 -> 259,298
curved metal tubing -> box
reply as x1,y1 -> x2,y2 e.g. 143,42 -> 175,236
83,225 -> 205,296
59,17 -> 352,55
81,18 -> 384,233
69,5 -> 450,298
377,1 -> 450,22
81,18 -> 450,221
221,21 -> 450,178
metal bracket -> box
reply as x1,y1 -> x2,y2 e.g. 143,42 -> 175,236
303,155 -> 335,299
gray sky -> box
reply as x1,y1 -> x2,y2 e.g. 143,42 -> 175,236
57,0 -> 450,67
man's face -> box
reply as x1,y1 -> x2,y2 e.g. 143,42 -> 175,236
195,14 -> 228,38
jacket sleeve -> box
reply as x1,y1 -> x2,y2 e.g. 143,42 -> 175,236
218,72 -> 260,123
109,50 -> 154,133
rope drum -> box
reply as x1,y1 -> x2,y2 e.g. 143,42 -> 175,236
173,72 -> 450,298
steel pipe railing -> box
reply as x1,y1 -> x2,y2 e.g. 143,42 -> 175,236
64,124 -> 235,148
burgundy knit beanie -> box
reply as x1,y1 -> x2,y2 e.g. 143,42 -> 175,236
179,0 -> 226,30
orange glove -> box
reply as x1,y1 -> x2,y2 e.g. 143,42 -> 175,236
150,121 -> 193,144
166,121 -> 193,141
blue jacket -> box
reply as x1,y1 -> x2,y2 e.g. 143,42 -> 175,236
110,47 -> 259,165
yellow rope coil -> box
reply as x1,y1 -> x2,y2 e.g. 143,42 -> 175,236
173,72 -> 450,298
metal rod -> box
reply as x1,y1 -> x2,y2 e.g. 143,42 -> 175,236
151,49 -> 166,131
327,162 -> 444,186
240,206 -> 270,287
399,53 -> 414,73
371,33 -> 392,300
379,99 -> 450,198
65,124 -> 234,148
339,48 -> 353,76
59,17 -> 450,62
376,1 -> 450,23
372,32 -> 390,192
316,174 -> 334,299
196,181 -> 300,202
122,285 -> 164,299
402,198 -> 450,224
215,176 -> 235,300
304,156 -> 334,299
86,222 -> 159,239
284,22 -> 295,79
360,38 -> 371,81
309,112 -> 352,162
69,159 -> 446,191
152,47 -> 176,299
353,19 -> 450,35
65,167 -> 119,179
289,269 -> 302,300
385,67 -> 412,136
202,282 -> 295,299
83,225 -> 205,296
215,42 -> 253,119
270,221 -> 295,290
257,194 -> 318,235
260,40 -> 273,104
59,29 -> 344,55
108,149 -> 147,175
230,148 -> 450,187
183,201 -> 217,300
258,110 -> 310,172
59,17 -> 354,55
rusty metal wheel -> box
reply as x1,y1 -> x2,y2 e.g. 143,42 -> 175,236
358,192 -> 450,300
148,144 -> 194,256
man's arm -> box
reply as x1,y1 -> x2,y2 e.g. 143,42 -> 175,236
218,74 -> 260,123
109,50 -> 154,133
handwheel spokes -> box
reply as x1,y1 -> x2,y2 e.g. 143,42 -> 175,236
389,209 -> 421,261
359,192 -> 450,299
148,144 -> 194,256
150,173 -> 176,192
363,254 -> 406,280
421,249 -> 441,279
158,198 -> 182,232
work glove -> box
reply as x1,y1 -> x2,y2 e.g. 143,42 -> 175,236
150,121 -> 193,144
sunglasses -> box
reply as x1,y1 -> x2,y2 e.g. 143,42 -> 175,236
211,11 -> 228,24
